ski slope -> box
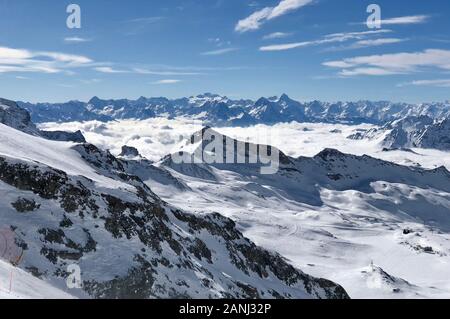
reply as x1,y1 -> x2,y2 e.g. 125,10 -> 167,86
0,260 -> 73,299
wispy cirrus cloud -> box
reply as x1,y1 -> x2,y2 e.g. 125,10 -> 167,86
80,78 -> 102,84
323,49 -> 450,77
64,36 -> 91,43
399,79 -> 450,88
94,66 -> 129,74
350,38 -> 405,48
235,0 -> 313,33
0,45 -> 93,74
339,68 -> 402,77
379,15 -> 430,25
121,16 -> 165,36
152,79 -> 181,84
263,32 -> 293,40
201,47 -> 239,56
326,38 -> 407,51
94,64 -> 246,75
260,29 -> 391,51
351,14 -> 430,27
133,67 -> 203,76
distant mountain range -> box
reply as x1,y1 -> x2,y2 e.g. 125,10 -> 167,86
17,93 -> 450,126
349,115 -> 450,151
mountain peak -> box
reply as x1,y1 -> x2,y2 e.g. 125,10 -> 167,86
279,93 -> 291,102
255,97 -> 271,106
314,148 -> 346,160
88,96 -> 102,104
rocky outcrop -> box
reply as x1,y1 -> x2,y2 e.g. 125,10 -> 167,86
1,98 -> 86,142
41,130 -> 86,143
118,145 -> 140,158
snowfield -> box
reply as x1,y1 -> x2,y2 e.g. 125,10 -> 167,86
0,260 -> 73,299
38,119 -> 450,299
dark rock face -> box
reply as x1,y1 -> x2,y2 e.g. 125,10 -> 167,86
0,98 -> 39,135
11,197 -> 41,213
0,97 -> 86,142
41,130 -> 86,143
119,145 -> 140,158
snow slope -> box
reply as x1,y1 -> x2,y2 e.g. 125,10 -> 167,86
0,122 -> 348,299
142,128 -> 450,299
0,124 -> 132,191
0,260 -> 73,299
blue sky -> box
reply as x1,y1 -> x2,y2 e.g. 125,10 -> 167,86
0,0 -> 449,103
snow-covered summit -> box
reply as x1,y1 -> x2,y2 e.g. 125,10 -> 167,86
349,115 -> 450,151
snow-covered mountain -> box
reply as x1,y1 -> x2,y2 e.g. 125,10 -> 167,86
0,102 -> 348,299
349,115 -> 450,151
147,128 -> 450,298
17,94 -> 450,126
1,98 -> 85,143
3,98 -> 450,299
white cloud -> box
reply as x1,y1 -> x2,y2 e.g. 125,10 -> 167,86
236,0 -> 313,33
323,30 -> 391,42
339,68 -> 401,77
352,38 -> 405,48
260,42 -> 310,51
94,66 -> 128,74
263,32 -> 293,40
80,78 -> 102,84
260,29 -> 391,51
201,48 -> 239,56
352,15 -> 430,27
400,79 -> 450,88
324,49 -> 450,76
0,45 -> 93,74
0,47 -> 33,60
152,79 -> 181,84
38,51 -> 92,64
133,68 -> 202,76
327,38 -> 406,51
64,37 -> 91,43
380,15 -> 430,26
122,16 -> 165,36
